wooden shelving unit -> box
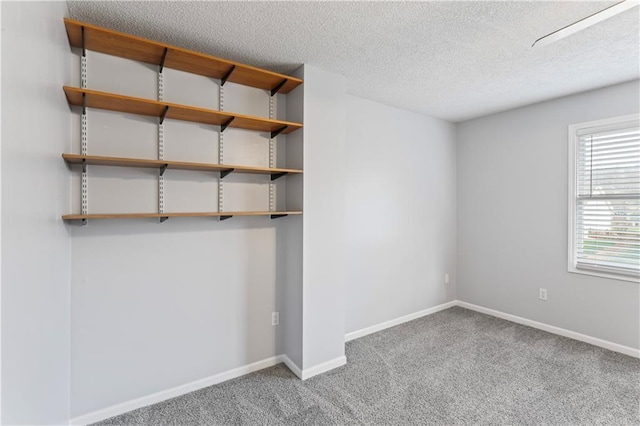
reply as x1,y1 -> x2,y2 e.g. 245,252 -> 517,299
64,87 -> 302,136
63,211 -> 302,221
62,19 -> 303,223
64,18 -> 302,95
63,154 -> 302,179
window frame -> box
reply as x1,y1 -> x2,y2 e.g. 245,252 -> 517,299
567,113 -> 640,283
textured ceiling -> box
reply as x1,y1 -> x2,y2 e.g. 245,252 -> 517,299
67,1 -> 640,122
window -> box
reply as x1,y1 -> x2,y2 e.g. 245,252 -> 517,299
568,114 -> 640,282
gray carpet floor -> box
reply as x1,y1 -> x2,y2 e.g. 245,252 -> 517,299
94,307 -> 640,425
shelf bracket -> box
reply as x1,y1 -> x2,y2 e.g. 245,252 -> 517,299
270,214 -> 288,220
220,117 -> 235,133
82,93 -> 87,115
82,159 -> 87,173
270,172 -> 287,181
159,106 -> 169,125
221,65 -> 235,86
81,26 -> 86,57
159,164 -> 168,176
271,78 -> 287,97
271,126 -> 287,139
81,218 -> 88,226
219,215 -> 233,221
159,216 -> 169,223
159,47 -> 168,73
220,168 -> 234,179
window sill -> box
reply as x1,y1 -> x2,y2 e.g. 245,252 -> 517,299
568,266 -> 639,283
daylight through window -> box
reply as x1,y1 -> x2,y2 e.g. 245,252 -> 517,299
569,115 -> 640,280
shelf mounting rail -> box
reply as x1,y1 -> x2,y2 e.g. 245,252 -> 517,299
218,78 -> 229,221
80,26 -> 89,225
158,49 -> 166,222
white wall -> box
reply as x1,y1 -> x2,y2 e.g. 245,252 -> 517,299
278,66 -> 304,368
301,65 -> 347,369
6,5 -> 636,422
68,50 -> 298,416
1,2 -> 72,424
457,80 -> 640,350
344,96 -> 457,334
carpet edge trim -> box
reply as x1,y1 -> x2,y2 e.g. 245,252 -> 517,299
344,300 -> 457,342
457,300 -> 640,358
68,355 -> 285,425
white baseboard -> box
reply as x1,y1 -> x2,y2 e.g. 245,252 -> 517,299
69,355 -> 285,425
70,299 -> 638,425
281,353 -> 347,380
344,299 -> 639,359
70,352 -> 347,425
345,300 -> 457,342
457,301 -> 640,359
280,354 -> 303,379
300,355 -> 347,380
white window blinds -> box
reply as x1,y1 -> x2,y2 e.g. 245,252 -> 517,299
574,121 -> 640,277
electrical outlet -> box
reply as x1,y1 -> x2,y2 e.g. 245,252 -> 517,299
271,312 -> 279,326
444,273 -> 450,284
539,288 -> 548,301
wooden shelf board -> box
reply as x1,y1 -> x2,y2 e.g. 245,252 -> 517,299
63,154 -> 302,175
64,18 -> 302,94
64,87 -> 302,135
63,211 -> 302,220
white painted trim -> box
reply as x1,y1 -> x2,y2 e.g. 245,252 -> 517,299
69,351 -> 347,425
280,354 -> 303,379
70,298 -> 638,425
69,355 -> 285,425
345,300 -> 457,342
343,299 -> 638,359
281,354 -> 346,380
299,355 -> 347,380
567,113 -> 640,284
457,301 -> 640,359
